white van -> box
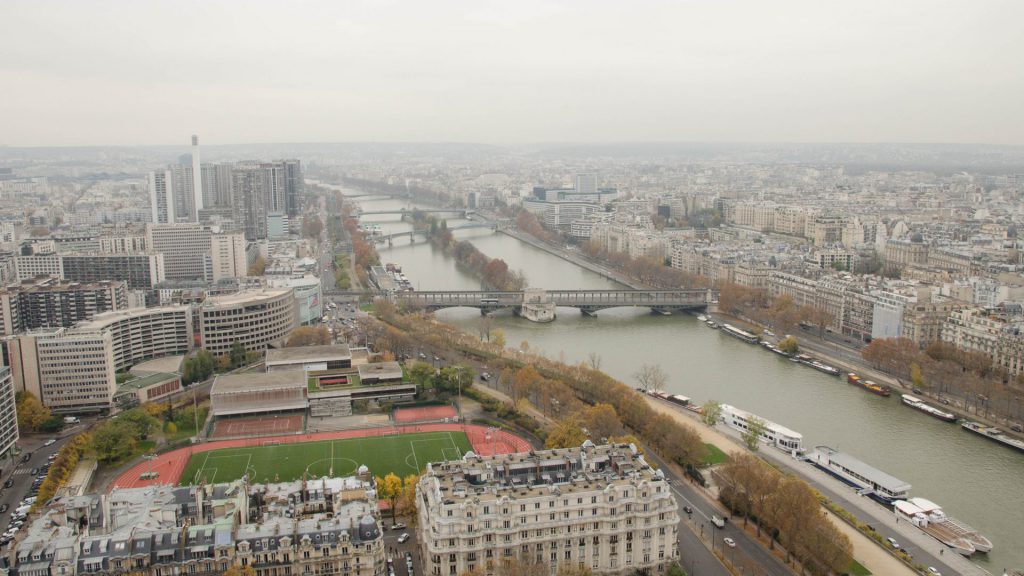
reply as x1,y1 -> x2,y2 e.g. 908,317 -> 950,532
711,515 -> 726,528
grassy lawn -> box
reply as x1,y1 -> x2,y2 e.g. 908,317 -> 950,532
846,559 -> 871,576
179,431 -> 472,485
702,443 -> 729,466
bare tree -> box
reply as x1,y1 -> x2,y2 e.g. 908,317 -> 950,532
633,363 -> 668,391
587,352 -> 602,370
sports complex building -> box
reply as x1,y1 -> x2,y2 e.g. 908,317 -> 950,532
208,343 -> 418,438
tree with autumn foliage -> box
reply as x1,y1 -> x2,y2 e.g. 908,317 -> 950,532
285,326 -> 332,347
376,473 -> 404,522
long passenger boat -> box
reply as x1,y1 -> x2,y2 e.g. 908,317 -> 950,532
720,323 -> 759,343
961,420 -> 1024,453
719,404 -> 802,453
811,445 -> 911,503
901,394 -> 957,422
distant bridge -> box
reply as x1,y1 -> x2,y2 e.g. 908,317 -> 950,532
371,222 -> 496,244
356,208 -> 470,218
391,289 -> 712,316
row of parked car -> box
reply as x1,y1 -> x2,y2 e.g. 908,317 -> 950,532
0,454 -> 55,547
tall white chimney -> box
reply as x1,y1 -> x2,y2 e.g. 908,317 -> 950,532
191,134 -> 203,219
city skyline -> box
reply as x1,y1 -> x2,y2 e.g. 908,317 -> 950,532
2,0 -> 1023,146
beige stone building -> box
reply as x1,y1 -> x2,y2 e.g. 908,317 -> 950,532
417,443 -> 679,576
199,288 -> 297,356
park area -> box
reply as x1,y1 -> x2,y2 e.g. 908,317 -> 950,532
178,430 -> 472,485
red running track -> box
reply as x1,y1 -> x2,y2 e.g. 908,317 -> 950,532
109,423 -> 531,491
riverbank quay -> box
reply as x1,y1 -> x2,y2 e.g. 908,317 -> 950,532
708,309 -> 1024,438
644,396 -> 988,576
497,227 -> 649,289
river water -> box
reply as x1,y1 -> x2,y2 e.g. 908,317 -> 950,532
354,195 -> 1024,572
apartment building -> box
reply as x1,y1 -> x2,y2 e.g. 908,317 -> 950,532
884,238 -> 929,275
14,251 -> 63,281
943,308 -> 1024,376
209,232 -> 248,281
902,298 -> 960,349
417,443 -> 679,576
145,223 -> 213,281
0,276 -> 128,336
15,476 -> 384,576
6,306 -> 192,410
199,288 -> 297,356
60,252 -> 166,290
0,367 -> 18,459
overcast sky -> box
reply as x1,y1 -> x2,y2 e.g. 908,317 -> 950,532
2,0 -> 1022,146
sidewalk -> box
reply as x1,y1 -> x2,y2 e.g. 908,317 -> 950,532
642,397 -> 923,576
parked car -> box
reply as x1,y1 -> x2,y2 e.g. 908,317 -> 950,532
886,537 -> 900,549
0,504 -> 8,513
927,568 -> 941,575
4,479 -> 13,488
43,439 -> 56,447
391,523 -> 406,530
398,533 -> 410,543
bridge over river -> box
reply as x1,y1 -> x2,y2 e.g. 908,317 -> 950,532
370,222 -> 495,244
390,289 -> 713,317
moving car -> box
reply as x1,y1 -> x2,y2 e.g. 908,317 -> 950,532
723,537 -> 736,548
398,533 -> 410,543
391,523 -> 406,530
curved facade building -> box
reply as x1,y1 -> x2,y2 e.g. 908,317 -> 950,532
7,305 -> 192,412
199,288 -> 297,356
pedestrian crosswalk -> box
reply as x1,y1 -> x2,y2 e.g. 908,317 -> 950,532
10,468 -> 30,476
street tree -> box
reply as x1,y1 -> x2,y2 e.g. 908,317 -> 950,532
583,403 -> 623,441
633,363 -> 668,392
376,473 -> 404,522
777,336 -> 799,355
408,362 -> 435,390
741,416 -> 767,451
286,326 -> 331,347
545,413 -> 588,449
701,400 -> 722,427
15,391 -> 50,432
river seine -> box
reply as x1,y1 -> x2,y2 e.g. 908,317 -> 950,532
355,195 -> 1023,572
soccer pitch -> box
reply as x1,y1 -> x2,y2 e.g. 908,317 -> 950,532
179,431 -> 472,485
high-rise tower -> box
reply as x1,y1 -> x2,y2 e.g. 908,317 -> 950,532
191,135 -> 203,217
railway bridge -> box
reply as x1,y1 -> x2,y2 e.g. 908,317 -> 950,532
391,289 -> 713,316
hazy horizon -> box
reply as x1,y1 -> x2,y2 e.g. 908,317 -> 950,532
3,0 -> 1022,147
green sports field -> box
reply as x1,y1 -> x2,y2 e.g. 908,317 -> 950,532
179,431 -> 472,485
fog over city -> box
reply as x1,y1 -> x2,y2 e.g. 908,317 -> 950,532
3,0 -> 1023,146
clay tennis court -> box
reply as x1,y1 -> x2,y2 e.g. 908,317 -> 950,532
394,405 -> 458,423
210,413 -> 304,438
110,423 -> 532,491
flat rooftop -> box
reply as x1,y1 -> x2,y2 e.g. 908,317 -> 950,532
202,288 -> 292,308
118,372 -> 178,391
424,443 -> 663,501
131,355 -> 184,374
357,361 -> 403,381
817,446 -> 911,493
212,371 -> 306,395
266,344 -> 352,365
